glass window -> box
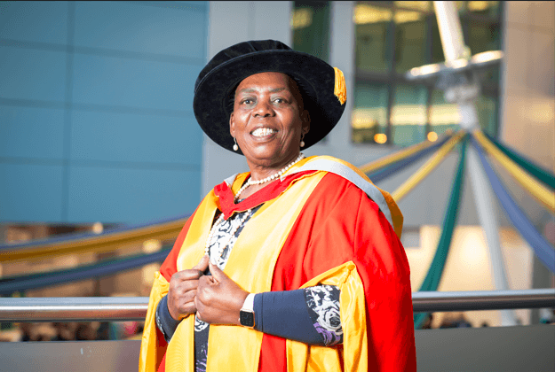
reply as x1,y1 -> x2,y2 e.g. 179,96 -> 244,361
354,3 -> 392,73
467,1 -> 500,17
390,85 -> 427,146
352,82 -> 389,144
394,10 -> 427,73
352,1 -> 503,146
429,89 -> 460,135
394,1 -> 431,12
292,1 -> 331,61
467,21 -> 500,55
466,20 -> 501,86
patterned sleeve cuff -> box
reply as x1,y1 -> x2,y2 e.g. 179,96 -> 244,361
156,295 -> 180,342
303,285 -> 343,346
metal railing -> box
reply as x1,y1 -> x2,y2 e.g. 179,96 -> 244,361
0,289 -> 553,322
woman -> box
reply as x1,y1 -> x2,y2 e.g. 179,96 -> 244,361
140,40 -> 416,372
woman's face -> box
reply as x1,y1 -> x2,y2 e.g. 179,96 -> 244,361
230,72 -> 310,171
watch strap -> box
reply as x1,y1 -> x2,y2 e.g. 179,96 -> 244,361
241,293 -> 256,312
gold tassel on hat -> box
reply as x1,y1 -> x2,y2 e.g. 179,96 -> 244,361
333,67 -> 347,105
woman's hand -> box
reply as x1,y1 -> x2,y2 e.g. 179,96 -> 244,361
167,255 -> 209,321
195,263 -> 249,326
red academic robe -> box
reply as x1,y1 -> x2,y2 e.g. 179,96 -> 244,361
152,170 -> 416,371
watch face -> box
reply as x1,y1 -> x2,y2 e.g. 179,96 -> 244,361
240,310 -> 255,327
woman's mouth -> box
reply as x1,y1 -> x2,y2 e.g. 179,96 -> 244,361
251,128 -> 277,138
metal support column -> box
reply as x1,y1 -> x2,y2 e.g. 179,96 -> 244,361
433,1 -> 517,325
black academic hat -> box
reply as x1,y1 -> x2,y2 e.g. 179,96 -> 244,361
193,40 -> 347,154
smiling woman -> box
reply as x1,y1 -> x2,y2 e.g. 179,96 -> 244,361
230,72 -> 310,194
140,40 -> 416,372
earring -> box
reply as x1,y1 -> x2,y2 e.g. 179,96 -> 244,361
300,134 -> 305,148
233,137 -> 239,151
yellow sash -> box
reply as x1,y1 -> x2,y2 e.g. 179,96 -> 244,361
166,171 -> 326,371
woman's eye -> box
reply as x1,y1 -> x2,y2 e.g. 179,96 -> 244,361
241,99 -> 253,105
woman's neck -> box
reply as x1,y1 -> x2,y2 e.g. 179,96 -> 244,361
236,152 -> 304,201
246,152 -> 301,182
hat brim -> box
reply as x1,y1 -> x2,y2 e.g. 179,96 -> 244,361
193,50 -> 345,154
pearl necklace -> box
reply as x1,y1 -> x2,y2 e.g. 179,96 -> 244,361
234,153 -> 305,200
204,153 -> 305,260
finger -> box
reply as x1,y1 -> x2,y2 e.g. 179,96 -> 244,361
197,275 -> 211,292
172,270 -> 203,282
196,277 -> 216,304
192,255 -> 210,272
176,279 -> 199,293
194,296 -> 202,319
179,301 -> 197,316
180,289 -> 197,304
169,281 -> 198,301
208,262 -> 226,281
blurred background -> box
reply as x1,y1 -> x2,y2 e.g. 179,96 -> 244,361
0,1 -> 553,341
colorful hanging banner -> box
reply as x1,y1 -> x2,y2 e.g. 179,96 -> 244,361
471,138 -> 555,273
473,130 -> 555,213
0,216 -> 188,263
414,138 -> 467,329
358,132 -> 454,174
484,132 -> 555,189
0,247 -> 172,295
392,131 -> 466,202
368,135 -> 451,183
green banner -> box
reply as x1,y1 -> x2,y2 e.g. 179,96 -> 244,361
485,132 -> 555,189
414,136 -> 467,329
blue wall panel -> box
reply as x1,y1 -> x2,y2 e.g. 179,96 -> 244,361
67,166 -> 200,223
0,1 -> 68,44
70,110 -> 202,165
0,46 -> 67,102
0,106 -> 65,159
74,2 -> 206,59
0,163 -> 64,223
0,1 -> 208,224
72,53 -> 201,111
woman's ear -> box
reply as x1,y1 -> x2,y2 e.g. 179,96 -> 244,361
301,110 -> 310,135
229,112 -> 236,137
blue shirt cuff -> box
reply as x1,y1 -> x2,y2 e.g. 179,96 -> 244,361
253,290 -> 324,345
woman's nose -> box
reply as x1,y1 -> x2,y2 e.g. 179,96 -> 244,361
253,100 -> 274,117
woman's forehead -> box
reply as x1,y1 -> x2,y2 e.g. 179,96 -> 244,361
234,72 -> 304,108
236,72 -> 295,92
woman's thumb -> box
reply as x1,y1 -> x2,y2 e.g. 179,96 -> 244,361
209,262 -> 224,279
193,255 -> 209,271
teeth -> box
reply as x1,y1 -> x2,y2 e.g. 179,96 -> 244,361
252,128 -> 277,137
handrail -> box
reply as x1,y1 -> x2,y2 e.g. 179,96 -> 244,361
1,289 -> 553,322
411,289 -> 555,312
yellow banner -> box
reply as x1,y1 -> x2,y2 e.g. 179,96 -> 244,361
358,132 -> 454,174
473,130 -> 555,213
0,218 -> 188,263
392,131 -> 466,202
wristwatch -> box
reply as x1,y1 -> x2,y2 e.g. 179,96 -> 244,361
239,293 -> 256,328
